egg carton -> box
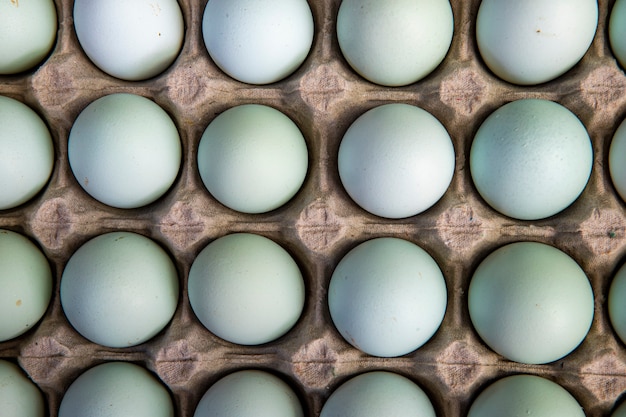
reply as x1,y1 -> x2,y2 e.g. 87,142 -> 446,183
2,0 -> 626,416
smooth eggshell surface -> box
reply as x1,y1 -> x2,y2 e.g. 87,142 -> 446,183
608,263 -> 626,346
58,362 -> 174,417
60,232 -> 179,348
609,118 -> 626,203
470,99 -> 592,220
468,241 -> 593,364
611,0 -> 626,70
613,400 -> 626,417
468,374 -> 585,417
0,360 -> 45,417
338,103 -> 455,219
0,0 -> 57,74
197,104 -> 308,214
0,95 -> 54,211
68,93 -> 182,209
337,0 -> 453,86
188,233 -> 305,345
0,229 -> 52,342
328,237 -> 447,357
320,371 -> 436,417
193,370 -> 304,417
202,0 -> 314,84
476,0 -> 597,85
73,0 -> 184,81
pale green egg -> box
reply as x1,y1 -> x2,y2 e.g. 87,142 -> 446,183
0,229 -> 52,342
0,360 -> 45,417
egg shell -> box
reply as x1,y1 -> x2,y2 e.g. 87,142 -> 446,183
202,0 -> 314,84
0,229 -> 52,342
58,361 -> 174,417
68,93 -> 182,209
338,103 -> 455,219
469,99 -> 592,220
608,262 -> 626,346
60,232 -> 179,348
468,241 -> 594,364
0,95 -> 54,211
337,0 -> 453,86
609,117 -> 626,203
73,0 -> 184,81
320,371 -> 436,417
610,0 -> 626,70
0,0 -> 57,74
193,370 -> 304,417
476,0 -> 598,85
188,233 -> 305,346
197,104 -> 309,214
0,360 -> 45,417
328,237 -> 447,357
613,399 -> 626,417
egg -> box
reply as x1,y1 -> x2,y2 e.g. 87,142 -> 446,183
0,0 -> 57,74
608,263 -> 626,346
193,370 -> 303,417
337,0 -> 453,86
73,0 -> 184,81
470,99 -> 592,220
60,232 -> 179,348
476,0 -> 597,85
0,360 -> 45,417
610,0 -> 626,70
197,104 -> 308,214
58,361 -> 174,417
0,229 -> 52,342
328,237 -> 447,357
468,374 -> 584,417
468,241 -> 593,364
338,103 -> 455,219
609,118 -> 626,203
320,371 -> 436,417
188,233 -> 305,345
202,0 -> 314,84
0,95 -> 54,211
68,93 -> 182,209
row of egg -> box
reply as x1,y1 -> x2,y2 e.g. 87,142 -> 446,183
4,358 -> 622,417
3,226 -> 626,364
3,0 -> 626,86
3,91 -> 626,220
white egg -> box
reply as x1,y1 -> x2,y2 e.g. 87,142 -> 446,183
610,0 -> 626,70
609,118 -> 626,203
468,374 -> 585,417
197,104 -> 308,214
193,370 -> 303,417
188,233 -> 305,345
68,93 -> 181,209
58,362 -> 174,417
0,230 -> 52,342
328,237 -> 447,358
468,242 -> 594,364
202,0 -> 314,84
0,95 -> 54,211
338,103 -> 455,219
470,99 -> 592,220
0,360 -> 45,417
608,263 -> 626,346
60,232 -> 179,348
337,0 -> 453,86
73,0 -> 184,81
320,371 -> 436,417
0,0 -> 57,74
476,0 -> 598,85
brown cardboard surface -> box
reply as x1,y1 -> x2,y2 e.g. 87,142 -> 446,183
2,0 -> 626,416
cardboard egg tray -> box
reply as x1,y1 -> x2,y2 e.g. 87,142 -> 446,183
2,0 -> 626,415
